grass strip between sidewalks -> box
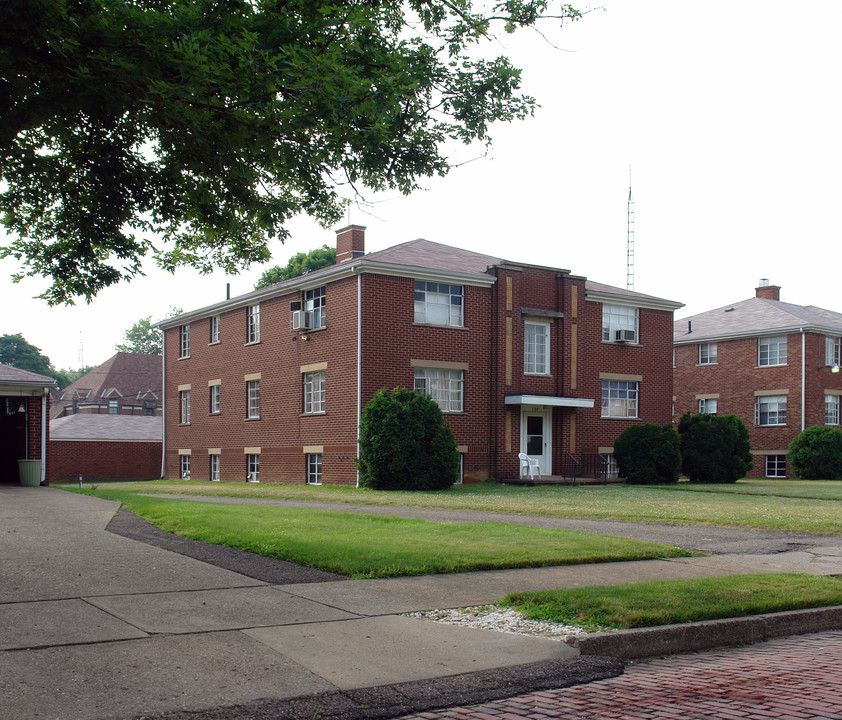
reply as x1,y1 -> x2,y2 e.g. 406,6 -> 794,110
74,489 -> 694,578
63,478 -> 842,535
500,573 -> 842,631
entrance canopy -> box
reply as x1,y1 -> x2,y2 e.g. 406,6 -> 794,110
504,394 -> 594,409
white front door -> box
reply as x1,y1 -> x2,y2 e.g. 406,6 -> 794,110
520,408 -> 552,476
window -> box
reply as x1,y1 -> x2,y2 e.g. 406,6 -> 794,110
600,453 -> 620,479
601,380 -> 638,418
210,454 -> 220,482
143,401 -> 156,416
210,316 -> 220,344
304,287 -> 326,329
247,454 -> 260,482
699,343 -> 717,365
303,371 -> 325,414
766,455 -> 786,478
698,398 -> 718,414
602,304 -> 638,343
307,454 -> 322,485
108,399 -> 119,414
414,368 -> 464,412
179,324 -> 190,358
247,305 -> 260,343
180,454 -> 191,479
246,380 -> 260,419
209,385 -> 220,414
826,336 -> 841,367
758,336 -> 786,366
179,390 -> 191,424
756,395 -> 786,426
826,394 -> 840,425
414,281 -> 463,326
524,321 -> 550,375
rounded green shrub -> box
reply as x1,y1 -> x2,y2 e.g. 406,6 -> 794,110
787,425 -> 842,480
357,387 -> 459,490
678,413 -> 753,483
613,423 -> 681,484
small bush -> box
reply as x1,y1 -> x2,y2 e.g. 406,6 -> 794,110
357,387 -> 459,491
613,423 -> 681,484
678,413 -> 753,483
788,425 -> 842,480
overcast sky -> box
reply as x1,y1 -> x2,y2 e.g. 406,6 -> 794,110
3,1 -> 841,371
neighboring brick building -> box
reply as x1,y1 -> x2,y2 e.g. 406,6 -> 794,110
674,281 -> 842,478
51,352 -> 161,419
48,415 -> 162,483
159,227 -> 682,485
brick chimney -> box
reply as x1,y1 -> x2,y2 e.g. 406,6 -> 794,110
755,278 -> 780,301
336,225 -> 366,263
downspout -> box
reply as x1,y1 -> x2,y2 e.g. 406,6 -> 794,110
801,329 -> 806,432
356,271 -> 362,487
40,391 -> 47,485
160,331 -> 167,479
489,267 -> 499,479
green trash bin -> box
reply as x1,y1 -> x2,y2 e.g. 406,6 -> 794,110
18,459 -> 42,486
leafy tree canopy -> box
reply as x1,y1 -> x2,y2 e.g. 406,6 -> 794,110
255,245 -> 336,289
115,317 -> 162,355
1,0 -> 582,304
0,332 -> 70,387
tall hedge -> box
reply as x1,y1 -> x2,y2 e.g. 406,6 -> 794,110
678,413 -> 753,483
613,423 -> 681,484
787,425 -> 842,479
357,387 -> 459,491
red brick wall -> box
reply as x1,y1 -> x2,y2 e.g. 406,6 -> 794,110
163,261 -> 677,485
47,440 -> 160,483
165,276 -> 361,485
674,331 -> 842,478
25,396 -> 45,460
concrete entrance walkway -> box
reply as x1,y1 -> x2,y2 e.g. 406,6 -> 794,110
2,486 -> 841,720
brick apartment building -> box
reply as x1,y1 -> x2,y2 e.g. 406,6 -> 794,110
674,281 -> 842,479
159,227 -> 682,485
51,352 -> 161,419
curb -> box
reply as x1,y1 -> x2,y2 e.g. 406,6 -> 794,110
134,656 -> 624,720
572,605 -> 842,659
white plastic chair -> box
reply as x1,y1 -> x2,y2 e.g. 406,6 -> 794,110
518,452 -> 541,480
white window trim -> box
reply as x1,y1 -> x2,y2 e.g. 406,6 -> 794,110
602,304 -> 639,344
246,380 -> 260,419
247,305 -> 261,344
306,453 -> 323,485
601,379 -> 639,418
209,315 -> 220,345
179,390 -> 191,425
698,343 -> 717,365
303,371 -> 326,414
755,394 -> 787,426
414,281 -> 464,327
179,324 -> 190,358
524,320 -> 551,375
414,366 -> 464,413
758,335 -> 787,367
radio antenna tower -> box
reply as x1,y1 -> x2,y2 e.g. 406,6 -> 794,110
626,166 -> 635,291
78,332 -> 85,369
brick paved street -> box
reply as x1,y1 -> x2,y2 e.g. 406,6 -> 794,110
400,631 -> 842,720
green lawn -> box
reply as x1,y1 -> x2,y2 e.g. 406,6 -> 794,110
74,490 -> 693,578
501,573 -> 842,630
65,477 -> 842,535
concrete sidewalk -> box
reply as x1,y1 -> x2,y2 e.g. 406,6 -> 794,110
2,486 -> 841,720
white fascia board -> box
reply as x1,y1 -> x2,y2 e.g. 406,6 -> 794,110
673,324 -> 840,346
158,260 -> 495,329
585,290 -> 684,312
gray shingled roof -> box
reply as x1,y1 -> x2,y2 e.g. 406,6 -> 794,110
50,414 -> 162,442
0,363 -> 57,388
674,297 -> 842,344
364,238 -> 503,276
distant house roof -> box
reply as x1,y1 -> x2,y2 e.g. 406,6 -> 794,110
0,363 -> 56,394
160,237 -> 681,328
53,352 -> 161,417
50,414 -> 162,442
674,297 -> 842,344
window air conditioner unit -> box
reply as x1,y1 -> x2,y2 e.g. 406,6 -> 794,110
292,310 -> 311,330
615,329 -> 636,343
